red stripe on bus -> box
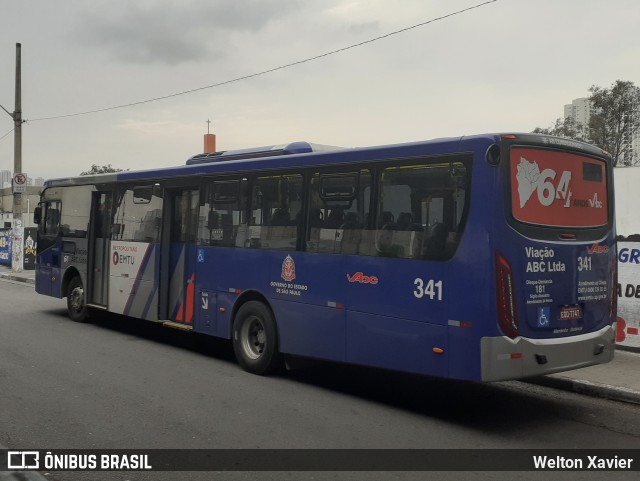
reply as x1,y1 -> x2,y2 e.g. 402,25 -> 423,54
185,273 -> 195,324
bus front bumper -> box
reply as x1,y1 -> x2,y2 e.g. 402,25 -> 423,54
480,324 -> 616,382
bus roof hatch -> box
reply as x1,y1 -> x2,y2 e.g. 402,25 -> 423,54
186,141 -> 344,165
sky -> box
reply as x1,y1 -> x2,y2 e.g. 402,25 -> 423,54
1,0 -> 640,181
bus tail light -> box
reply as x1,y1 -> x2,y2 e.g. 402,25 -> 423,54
495,253 -> 519,339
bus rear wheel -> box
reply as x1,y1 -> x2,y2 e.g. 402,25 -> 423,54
67,276 -> 89,322
232,301 -> 280,375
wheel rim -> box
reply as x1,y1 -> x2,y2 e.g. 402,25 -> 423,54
70,286 -> 84,314
240,315 -> 266,360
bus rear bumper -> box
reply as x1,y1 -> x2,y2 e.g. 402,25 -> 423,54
480,324 -> 616,382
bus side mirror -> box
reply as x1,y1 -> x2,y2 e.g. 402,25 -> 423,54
33,206 -> 42,224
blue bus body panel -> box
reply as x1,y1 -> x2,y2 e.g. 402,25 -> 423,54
440,136 -> 498,379
346,312 -> 448,377
137,134 -> 499,379
35,254 -> 53,297
194,247 -> 266,337
184,135 -> 493,378
498,230 -> 616,339
193,246 -> 455,378
35,238 -> 63,298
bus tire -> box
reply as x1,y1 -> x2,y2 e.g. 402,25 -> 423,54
232,301 -> 280,375
67,276 -> 89,323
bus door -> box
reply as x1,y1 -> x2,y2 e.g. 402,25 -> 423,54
34,200 -> 62,297
87,191 -> 112,307
161,187 -> 199,325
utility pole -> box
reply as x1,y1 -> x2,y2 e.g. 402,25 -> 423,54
1,44 -> 24,271
11,43 -> 23,272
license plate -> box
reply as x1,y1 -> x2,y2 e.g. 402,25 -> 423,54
559,305 -> 582,321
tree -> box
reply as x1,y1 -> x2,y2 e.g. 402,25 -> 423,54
80,164 -> 125,175
533,116 -> 587,142
533,80 -> 640,167
588,80 -> 640,167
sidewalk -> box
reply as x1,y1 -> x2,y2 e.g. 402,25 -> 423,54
0,264 -> 35,284
527,348 -> 640,405
0,264 -> 638,405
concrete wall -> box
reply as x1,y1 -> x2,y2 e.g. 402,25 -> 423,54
615,166 -> 640,238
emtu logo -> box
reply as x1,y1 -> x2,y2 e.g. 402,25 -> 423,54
112,252 -> 135,266
8,451 -> 40,469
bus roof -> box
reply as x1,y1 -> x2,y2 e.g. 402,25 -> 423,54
186,141 -> 344,165
42,133 -> 609,188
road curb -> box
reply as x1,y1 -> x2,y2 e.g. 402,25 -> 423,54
0,274 -> 34,285
527,375 -> 640,405
0,471 -> 48,481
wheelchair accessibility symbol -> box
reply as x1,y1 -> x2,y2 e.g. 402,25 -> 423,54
537,307 -> 551,327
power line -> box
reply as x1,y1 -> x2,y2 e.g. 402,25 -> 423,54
0,127 -> 14,142
28,0 -> 498,122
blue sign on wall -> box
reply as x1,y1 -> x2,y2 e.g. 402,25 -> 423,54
0,229 -> 12,266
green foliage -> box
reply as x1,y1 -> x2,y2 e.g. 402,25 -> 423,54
532,116 -> 587,142
533,79 -> 640,166
80,164 -> 125,175
589,80 -> 640,167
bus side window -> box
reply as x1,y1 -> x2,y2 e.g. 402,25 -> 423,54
55,185 -> 94,238
307,170 -> 371,255
377,161 -> 468,261
44,204 -> 61,236
112,186 -> 163,242
199,179 -> 247,248
34,200 -> 61,253
250,174 -> 302,250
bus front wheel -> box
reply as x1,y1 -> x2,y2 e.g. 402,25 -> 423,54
232,301 -> 280,375
67,276 -> 89,322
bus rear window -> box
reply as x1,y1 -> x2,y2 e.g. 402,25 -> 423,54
510,148 -> 608,228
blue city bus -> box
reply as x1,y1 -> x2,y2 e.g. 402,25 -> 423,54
33,133 -> 617,381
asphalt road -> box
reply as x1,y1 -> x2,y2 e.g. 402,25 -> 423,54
1,279 -> 640,481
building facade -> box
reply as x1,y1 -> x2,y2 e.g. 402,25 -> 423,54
564,97 -> 639,166
0,170 -> 44,189
0,170 -> 12,189
0,186 -> 43,228
563,97 -> 592,139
